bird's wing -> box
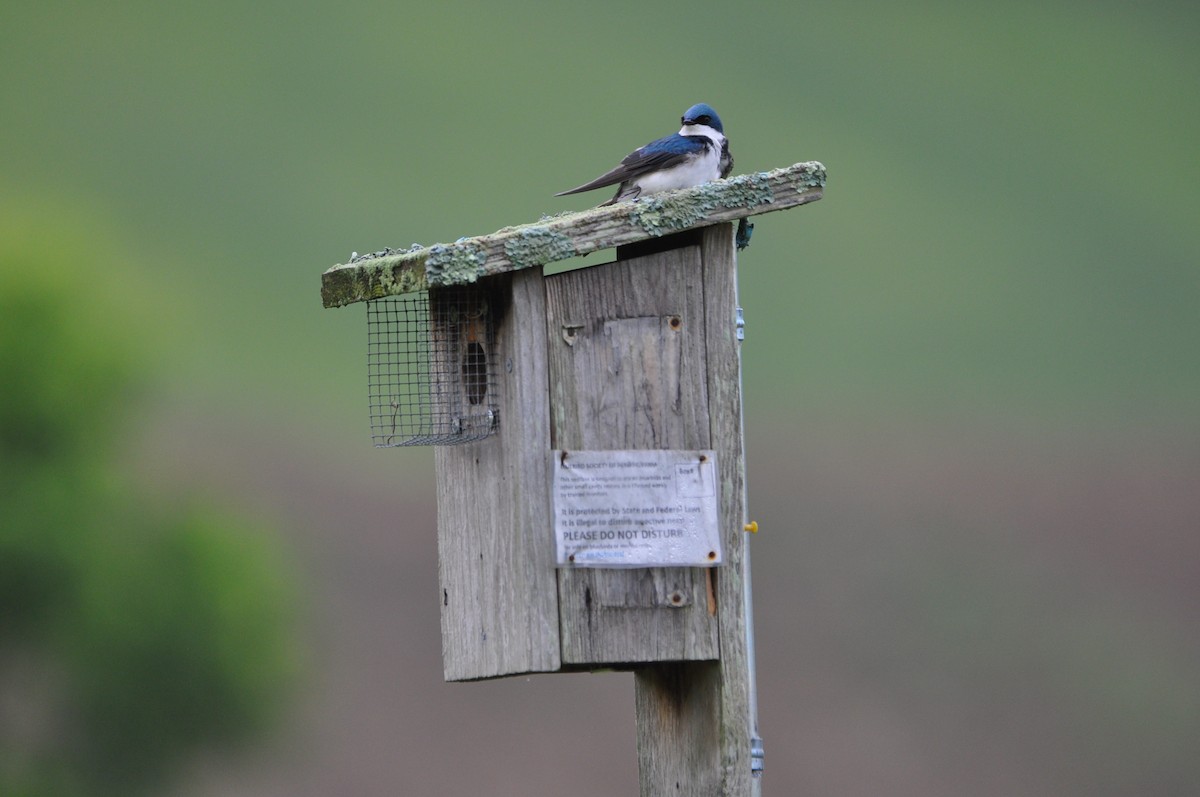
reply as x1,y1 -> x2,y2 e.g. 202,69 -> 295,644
555,134 -> 709,196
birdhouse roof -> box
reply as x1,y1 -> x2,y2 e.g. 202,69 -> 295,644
320,161 -> 825,308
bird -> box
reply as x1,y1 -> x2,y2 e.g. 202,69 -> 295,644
555,103 -> 733,206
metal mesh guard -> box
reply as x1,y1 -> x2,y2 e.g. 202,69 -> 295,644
367,288 -> 499,447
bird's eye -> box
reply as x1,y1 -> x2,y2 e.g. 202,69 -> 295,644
697,115 -> 711,125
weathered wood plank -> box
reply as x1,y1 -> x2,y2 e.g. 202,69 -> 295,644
633,223 -> 756,795
544,246 -> 720,665
436,270 -> 561,680
635,662 -> 724,796
700,222 -> 756,795
321,161 -> 825,307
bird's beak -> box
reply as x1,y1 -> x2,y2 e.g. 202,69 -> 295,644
682,118 -> 695,126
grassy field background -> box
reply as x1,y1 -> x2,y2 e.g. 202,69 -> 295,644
3,1 -> 1197,794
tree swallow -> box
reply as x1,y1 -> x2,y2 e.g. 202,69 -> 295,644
556,103 -> 733,206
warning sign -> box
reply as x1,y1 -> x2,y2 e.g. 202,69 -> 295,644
552,449 -> 723,568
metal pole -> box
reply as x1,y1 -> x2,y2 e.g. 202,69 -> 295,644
736,301 -> 764,795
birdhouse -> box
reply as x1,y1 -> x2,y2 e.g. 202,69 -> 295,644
321,162 -> 824,682
322,162 -> 825,794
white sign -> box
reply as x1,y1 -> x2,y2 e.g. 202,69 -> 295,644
552,449 -> 723,568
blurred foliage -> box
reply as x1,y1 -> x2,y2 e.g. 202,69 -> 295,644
0,222 -> 296,796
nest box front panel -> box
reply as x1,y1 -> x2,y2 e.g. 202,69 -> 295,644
545,245 -> 721,665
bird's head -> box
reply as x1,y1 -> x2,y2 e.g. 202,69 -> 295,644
681,103 -> 724,134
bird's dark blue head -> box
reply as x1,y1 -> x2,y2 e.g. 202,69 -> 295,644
681,103 -> 724,134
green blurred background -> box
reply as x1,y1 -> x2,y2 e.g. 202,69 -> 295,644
2,1 -> 1197,795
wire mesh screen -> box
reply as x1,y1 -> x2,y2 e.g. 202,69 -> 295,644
367,287 -> 500,447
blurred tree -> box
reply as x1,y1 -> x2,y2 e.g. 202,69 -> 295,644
0,220 -> 296,796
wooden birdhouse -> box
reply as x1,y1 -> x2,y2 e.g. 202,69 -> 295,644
320,161 -> 825,795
